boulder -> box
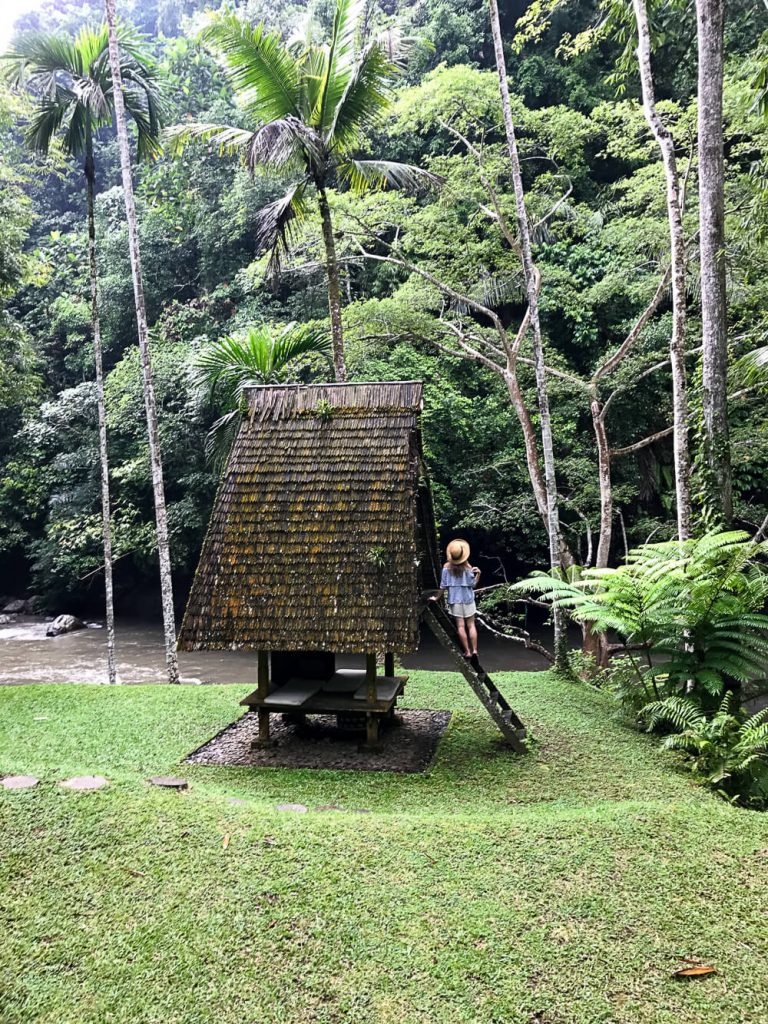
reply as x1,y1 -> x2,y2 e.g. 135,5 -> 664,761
46,614 -> 86,637
2,599 -> 26,614
0,614 -> 16,625
23,596 -> 42,614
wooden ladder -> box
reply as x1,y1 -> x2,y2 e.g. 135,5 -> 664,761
422,602 -> 528,753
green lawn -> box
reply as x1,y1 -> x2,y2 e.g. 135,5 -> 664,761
1,671 -> 767,1024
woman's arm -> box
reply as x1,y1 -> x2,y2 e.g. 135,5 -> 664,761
430,567 -> 449,601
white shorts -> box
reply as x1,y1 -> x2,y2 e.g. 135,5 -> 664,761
448,601 -> 476,619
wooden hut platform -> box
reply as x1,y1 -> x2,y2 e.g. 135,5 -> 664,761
240,672 -> 408,751
178,381 -> 427,750
178,380 -> 528,754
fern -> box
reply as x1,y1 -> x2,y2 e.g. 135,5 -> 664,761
655,694 -> 768,807
512,531 -> 768,715
641,696 -> 705,733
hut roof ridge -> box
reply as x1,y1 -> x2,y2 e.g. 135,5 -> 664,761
246,381 -> 423,421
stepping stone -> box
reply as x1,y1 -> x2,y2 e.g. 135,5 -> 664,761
148,776 -> 188,790
315,804 -> 343,812
59,775 -> 108,791
276,803 -> 307,813
1,775 -> 39,791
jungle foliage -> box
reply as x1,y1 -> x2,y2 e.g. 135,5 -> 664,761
1,0 -> 767,625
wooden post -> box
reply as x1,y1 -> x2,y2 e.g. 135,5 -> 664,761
366,653 -> 377,704
257,709 -> 271,742
366,713 -> 380,749
257,651 -> 269,698
257,651 -> 270,743
384,652 -> 395,678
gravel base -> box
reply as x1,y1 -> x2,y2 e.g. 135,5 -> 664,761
186,709 -> 452,773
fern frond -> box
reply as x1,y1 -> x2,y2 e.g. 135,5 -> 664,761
641,696 -> 705,733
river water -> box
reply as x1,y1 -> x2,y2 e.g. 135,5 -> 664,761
0,617 -> 553,686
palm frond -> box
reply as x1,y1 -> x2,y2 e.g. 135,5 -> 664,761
295,45 -> 326,123
202,13 -> 300,122
339,158 -> 443,193
254,181 -> 310,279
3,31 -> 81,80
245,116 -> 322,171
195,324 -> 329,399
23,97 -> 71,153
121,81 -> 164,160
7,23 -> 163,159
326,38 -> 396,150
164,121 -> 256,159
204,409 -> 243,471
315,0 -> 364,133
63,100 -> 88,157
71,76 -> 108,120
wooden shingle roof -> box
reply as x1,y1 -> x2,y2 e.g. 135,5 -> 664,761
178,381 -> 426,654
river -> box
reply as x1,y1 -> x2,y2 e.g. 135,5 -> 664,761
0,617 -> 553,685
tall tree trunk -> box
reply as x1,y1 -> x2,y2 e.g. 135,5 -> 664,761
488,0 -> 566,663
85,131 -> 117,686
104,0 -> 179,684
317,185 -> 347,382
591,397 -> 613,569
697,0 -> 732,524
583,396 -> 612,669
632,0 -> 692,540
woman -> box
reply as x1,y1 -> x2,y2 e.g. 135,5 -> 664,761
433,538 -> 481,658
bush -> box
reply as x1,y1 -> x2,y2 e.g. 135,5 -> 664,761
513,531 -> 768,713
641,693 -> 768,808
513,531 -> 768,805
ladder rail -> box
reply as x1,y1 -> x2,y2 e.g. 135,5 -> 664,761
422,602 -> 527,753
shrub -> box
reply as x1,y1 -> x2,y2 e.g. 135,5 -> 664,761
641,693 -> 768,808
513,532 -> 768,805
513,531 -> 768,715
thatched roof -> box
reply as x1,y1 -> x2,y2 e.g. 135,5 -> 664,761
178,381 -> 427,654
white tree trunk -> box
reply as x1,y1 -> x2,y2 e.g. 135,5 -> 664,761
696,0 -> 731,523
85,138 -> 117,685
591,398 -> 613,568
104,0 -> 179,683
632,0 -> 692,540
488,0 -> 566,661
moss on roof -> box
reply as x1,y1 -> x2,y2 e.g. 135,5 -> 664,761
178,382 -> 427,654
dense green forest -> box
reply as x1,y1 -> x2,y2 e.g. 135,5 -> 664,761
1,0 -> 767,616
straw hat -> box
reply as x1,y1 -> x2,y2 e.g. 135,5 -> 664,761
446,539 -> 470,564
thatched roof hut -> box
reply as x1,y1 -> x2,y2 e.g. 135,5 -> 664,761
178,381 -> 434,655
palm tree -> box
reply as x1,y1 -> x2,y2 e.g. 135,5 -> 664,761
104,0 -> 179,684
166,0 -> 439,382
193,322 -> 331,467
4,23 -> 163,685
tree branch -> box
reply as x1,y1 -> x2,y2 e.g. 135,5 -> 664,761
475,613 -> 555,664
592,267 -> 671,383
611,426 -> 675,457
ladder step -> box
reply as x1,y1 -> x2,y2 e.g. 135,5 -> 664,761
422,605 -> 527,752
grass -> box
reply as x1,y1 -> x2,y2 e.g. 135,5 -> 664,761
1,670 -> 768,1024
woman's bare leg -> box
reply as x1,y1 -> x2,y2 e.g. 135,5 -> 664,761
455,616 -> 471,656
467,616 -> 478,656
